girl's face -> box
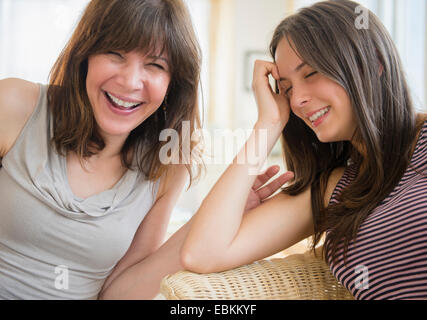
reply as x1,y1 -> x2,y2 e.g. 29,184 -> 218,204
275,38 -> 357,143
86,49 -> 171,141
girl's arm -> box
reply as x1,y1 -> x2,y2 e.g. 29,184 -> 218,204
180,60 -> 310,273
181,165 -> 344,273
180,122 -> 312,273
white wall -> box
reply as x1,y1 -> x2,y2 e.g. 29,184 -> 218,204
232,0 -> 289,130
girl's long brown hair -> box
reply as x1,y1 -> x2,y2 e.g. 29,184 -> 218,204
48,0 -> 203,185
270,0 -> 423,264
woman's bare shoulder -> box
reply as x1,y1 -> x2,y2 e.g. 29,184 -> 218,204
0,78 -> 40,107
0,78 -> 41,157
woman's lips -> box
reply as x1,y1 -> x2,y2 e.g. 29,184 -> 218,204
104,91 -> 143,115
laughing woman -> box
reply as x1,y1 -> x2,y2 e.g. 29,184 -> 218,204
0,0 -> 203,299
182,0 -> 427,300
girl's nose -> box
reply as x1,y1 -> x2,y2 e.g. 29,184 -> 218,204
291,85 -> 311,108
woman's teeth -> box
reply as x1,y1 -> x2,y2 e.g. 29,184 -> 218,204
309,106 -> 330,123
106,92 -> 142,109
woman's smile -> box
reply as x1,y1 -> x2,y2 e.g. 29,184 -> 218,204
104,90 -> 144,115
86,50 -> 171,139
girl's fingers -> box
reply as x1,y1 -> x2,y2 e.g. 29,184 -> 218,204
252,165 -> 280,190
270,64 -> 281,82
252,60 -> 276,89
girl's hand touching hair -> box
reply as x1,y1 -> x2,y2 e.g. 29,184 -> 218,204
252,60 -> 290,128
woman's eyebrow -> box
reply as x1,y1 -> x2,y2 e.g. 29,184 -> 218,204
148,55 -> 169,64
279,62 -> 307,81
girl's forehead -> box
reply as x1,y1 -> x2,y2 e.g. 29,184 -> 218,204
275,38 -> 305,78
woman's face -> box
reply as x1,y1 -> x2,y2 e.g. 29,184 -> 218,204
275,38 -> 357,143
86,49 -> 171,141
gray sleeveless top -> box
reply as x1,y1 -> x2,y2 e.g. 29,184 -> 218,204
0,84 -> 160,299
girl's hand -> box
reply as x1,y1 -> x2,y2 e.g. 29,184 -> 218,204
252,60 -> 290,128
244,165 -> 294,213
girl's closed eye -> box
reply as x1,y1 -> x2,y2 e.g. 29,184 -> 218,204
305,71 -> 317,78
283,71 -> 318,96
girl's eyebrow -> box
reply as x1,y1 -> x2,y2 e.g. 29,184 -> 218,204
279,62 -> 307,81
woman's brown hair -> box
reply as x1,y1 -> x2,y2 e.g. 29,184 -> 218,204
270,0 -> 423,263
48,0 -> 203,185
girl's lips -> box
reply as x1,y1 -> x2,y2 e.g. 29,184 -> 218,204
311,107 -> 330,128
104,91 -> 142,115
305,106 -> 330,119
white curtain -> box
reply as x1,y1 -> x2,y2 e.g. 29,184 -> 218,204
0,0 -> 90,83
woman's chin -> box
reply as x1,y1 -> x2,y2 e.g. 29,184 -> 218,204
96,123 -> 132,140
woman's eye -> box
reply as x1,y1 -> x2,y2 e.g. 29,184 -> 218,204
107,51 -> 123,58
285,87 -> 292,95
148,63 -> 165,70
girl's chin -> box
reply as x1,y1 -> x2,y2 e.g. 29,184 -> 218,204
316,133 -> 345,143
314,130 -> 335,143
316,136 -> 331,143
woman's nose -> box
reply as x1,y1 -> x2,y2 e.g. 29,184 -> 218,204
118,63 -> 146,91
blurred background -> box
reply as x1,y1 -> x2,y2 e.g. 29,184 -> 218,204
1,0 -> 426,256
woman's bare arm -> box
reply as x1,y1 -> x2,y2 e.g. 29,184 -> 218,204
98,165 -> 188,298
98,164 -> 291,299
0,78 -> 39,158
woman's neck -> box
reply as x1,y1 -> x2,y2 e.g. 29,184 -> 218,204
96,130 -> 129,160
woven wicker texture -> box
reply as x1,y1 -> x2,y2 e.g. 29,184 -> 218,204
161,250 -> 354,300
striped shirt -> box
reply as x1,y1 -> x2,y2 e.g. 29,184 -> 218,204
328,120 -> 427,300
